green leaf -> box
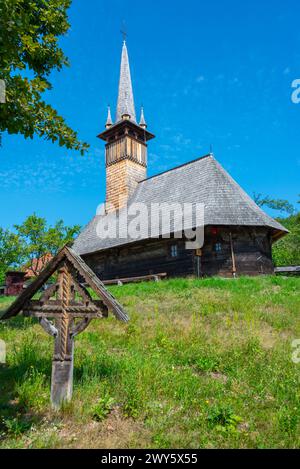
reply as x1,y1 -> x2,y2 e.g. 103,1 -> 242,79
0,0 -> 89,154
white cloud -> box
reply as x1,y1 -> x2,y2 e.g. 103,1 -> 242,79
159,144 -> 172,151
0,151 -> 103,193
172,133 -> 192,146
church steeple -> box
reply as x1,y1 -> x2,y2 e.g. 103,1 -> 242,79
116,41 -> 136,122
97,41 -> 155,213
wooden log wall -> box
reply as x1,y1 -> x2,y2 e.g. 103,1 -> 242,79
83,226 -> 274,280
200,226 -> 274,277
83,238 -> 195,280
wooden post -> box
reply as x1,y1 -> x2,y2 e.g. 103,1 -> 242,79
51,341 -> 74,409
195,249 -> 202,278
50,265 -> 74,409
229,232 -> 237,278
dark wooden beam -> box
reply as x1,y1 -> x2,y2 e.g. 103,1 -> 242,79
1,249 -> 66,319
64,247 -> 128,322
101,272 -> 167,285
1,245 -> 129,322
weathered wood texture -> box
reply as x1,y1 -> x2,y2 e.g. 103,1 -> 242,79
83,226 -> 274,280
1,246 -> 128,409
2,246 -> 128,322
106,158 -> 146,212
51,348 -> 74,409
275,266 -> 300,275
83,238 -> 195,281
101,273 -> 167,285
199,227 -> 274,277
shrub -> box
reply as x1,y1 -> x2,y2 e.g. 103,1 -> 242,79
207,405 -> 242,433
3,416 -> 33,437
91,394 -> 115,422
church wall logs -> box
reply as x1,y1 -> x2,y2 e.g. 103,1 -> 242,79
82,226 -> 275,280
199,226 -> 274,277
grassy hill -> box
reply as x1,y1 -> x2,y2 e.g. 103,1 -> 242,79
0,276 -> 299,449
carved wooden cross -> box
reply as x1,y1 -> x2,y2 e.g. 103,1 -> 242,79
1,246 -> 128,409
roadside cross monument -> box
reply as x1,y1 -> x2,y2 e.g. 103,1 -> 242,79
1,246 -> 128,409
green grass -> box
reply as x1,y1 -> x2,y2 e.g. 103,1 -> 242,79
0,276 -> 299,448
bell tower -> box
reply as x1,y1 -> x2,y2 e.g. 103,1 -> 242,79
98,41 -> 155,212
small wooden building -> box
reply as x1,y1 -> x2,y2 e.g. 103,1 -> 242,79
4,271 -> 26,296
73,41 -> 288,279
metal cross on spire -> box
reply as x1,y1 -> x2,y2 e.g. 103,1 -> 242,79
120,21 -> 127,43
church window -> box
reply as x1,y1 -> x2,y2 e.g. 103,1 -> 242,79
170,245 -> 178,257
214,242 -> 222,252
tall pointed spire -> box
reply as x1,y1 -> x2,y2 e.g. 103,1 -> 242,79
105,106 -> 113,128
116,41 -> 136,122
139,106 -> 147,128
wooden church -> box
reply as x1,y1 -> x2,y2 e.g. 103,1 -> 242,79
73,41 -> 288,279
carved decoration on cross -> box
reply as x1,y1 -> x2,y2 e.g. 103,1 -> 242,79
23,262 -> 107,361
1,246 -> 128,409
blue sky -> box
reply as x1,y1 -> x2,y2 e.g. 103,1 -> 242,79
1,0 -> 300,230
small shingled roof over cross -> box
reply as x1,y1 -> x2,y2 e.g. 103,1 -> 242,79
1,245 -> 128,322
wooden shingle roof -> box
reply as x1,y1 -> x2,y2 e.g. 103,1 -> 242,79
73,155 -> 288,256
